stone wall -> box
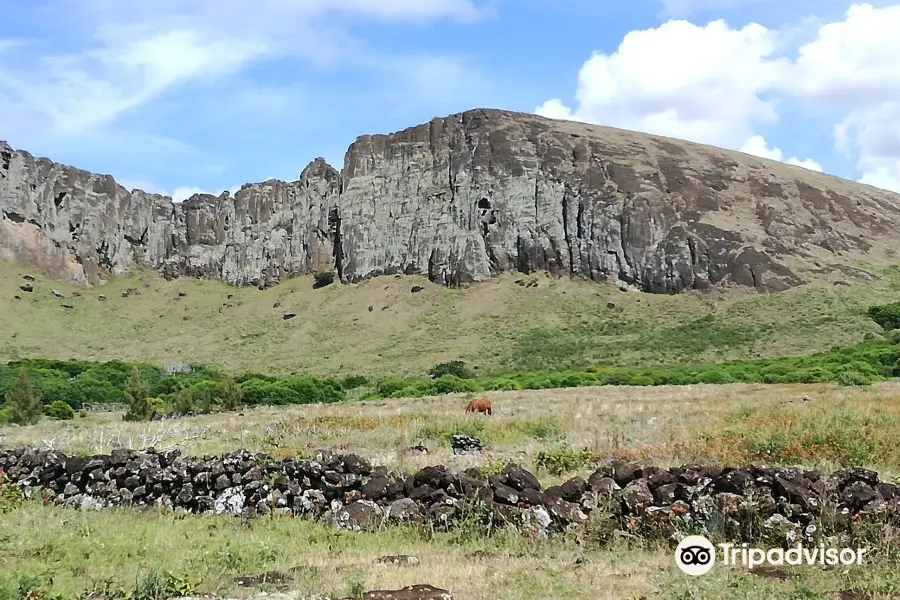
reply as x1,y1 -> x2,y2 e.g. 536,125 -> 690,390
1,446 -> 897,545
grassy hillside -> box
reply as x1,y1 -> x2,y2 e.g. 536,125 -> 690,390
2,258 -> 899,378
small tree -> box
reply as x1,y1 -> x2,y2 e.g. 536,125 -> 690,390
193,385 -> 214,414
168,387 -> 195,416
220,375 -> 244,411
427,360 -> 475,379
45,399 -> 75,420
123,367 -> 152,422
5,369 -> 43,425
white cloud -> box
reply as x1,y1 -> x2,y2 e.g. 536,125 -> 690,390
786,157 -> 826,171
0,40 -> 23,54
0,0 -> 496,188
299,0 -> 490,21
533,98 -> 572,120
118,179 -> 241,202
117,179 -> 159,194
0,28 -> 267,138
740,135 -> 823,171
787,4 -> 900,102
168,185 -> 242,202
535,18 -> 790,150
536,3 -> 900,193
785,3 -> 900,191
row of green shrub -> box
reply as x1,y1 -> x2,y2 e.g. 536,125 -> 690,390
2,335 -> 899,424
0,360 -> 368,424
375,335 -> 900,397
2,302 -> 899,424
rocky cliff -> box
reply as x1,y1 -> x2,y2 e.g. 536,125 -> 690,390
3,108 -> 900,293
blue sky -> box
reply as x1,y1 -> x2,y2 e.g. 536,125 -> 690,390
1,0 -> 899,200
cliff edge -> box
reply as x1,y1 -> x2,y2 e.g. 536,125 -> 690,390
3,108 -> 899,293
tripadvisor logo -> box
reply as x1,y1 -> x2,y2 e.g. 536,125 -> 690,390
675,535 -> 868,576
675,536 -> 716,576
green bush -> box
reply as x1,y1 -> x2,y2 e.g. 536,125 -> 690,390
187,379 -> 227,413
837,370 -> 872,386
148,397 -> 166,416
868,302 -> 900,331
340,374 -> 369,389
375,378 -> 418,397
283,376 -> 344,404
534,448 -> 592,476
791,367 -> 835,383
219,376 -> 243,411
4,369 -> 42,425
485,378 -> 520,391
422,375 -> 480,395
123,367 -> 152,422
239,378 -> 330,405
44,399 -> 74,420
130,570 -> 196,600
166,388 -> 196,415
236,372 -> 278,383
427,360 -> 475,379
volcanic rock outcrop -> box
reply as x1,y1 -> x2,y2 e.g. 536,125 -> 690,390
3,109 -> 900,293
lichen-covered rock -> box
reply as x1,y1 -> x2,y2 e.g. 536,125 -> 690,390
521,506 -> 552,536
324,499 -> 382,531
4,109 -> 899,292
622,479 -> 654,514
388,498 -> 424,524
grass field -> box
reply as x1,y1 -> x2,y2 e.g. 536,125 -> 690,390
3,259 -> 900,379
5,258 -> 900,599
4,383 -> 900,599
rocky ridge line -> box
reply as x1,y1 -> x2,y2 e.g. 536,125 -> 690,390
1,446 -> 897,546
3,109 -> 900,293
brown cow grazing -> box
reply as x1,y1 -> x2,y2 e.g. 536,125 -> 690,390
465,397 -> 492,416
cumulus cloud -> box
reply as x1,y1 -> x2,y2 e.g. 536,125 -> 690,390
740,135 -> 823,171
118,179 -> 243,202
536,3 -> 900,193
786,3 -> 900,191
535,18 -> 790,150
167,185 -> 243,202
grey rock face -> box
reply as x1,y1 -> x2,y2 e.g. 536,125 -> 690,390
0,147 -> 340,289
3,108 -> 900,293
